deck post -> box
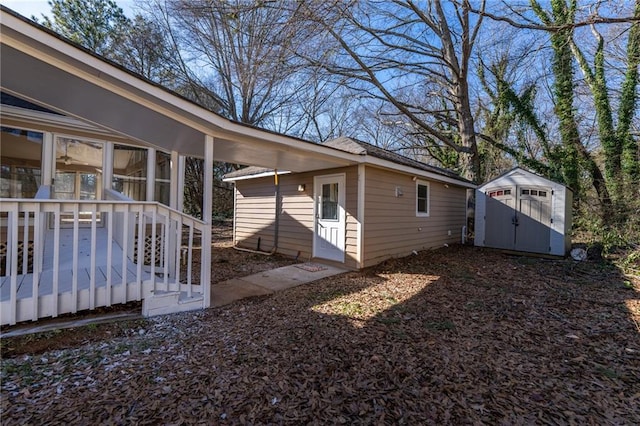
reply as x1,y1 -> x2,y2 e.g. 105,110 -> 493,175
89,208 -> 97,310
147,148 -> 156,202
72,207 -> 79,313
103,142 -> 114,199
42,132 -> 55,186
201,135 -> 214,308
8,204 -> 18,325
136,205 -> 144,300
177,155 -> 185,213
106,203 -> 113,307
170,150 -> 180,211
31,204 -> 42,321
52,204 -> 60,318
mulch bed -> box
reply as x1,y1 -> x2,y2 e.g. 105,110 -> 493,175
1,245 -> 639,424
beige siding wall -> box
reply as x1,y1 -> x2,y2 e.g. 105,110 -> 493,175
234,179 -> 278,251
233,166 -> 359,269
362,167 -> 467,268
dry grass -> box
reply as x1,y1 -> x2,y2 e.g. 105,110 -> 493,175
1,245 -> 639,424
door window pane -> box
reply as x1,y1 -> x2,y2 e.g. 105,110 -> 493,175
321,183 -> 338,220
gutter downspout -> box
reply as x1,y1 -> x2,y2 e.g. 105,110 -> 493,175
233,169 -> 280,256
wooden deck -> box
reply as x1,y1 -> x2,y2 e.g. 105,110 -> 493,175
0,227 -> 157,324
1,227 -> 151,300
0,263 -> 151,302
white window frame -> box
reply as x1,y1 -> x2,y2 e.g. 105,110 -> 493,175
416,180 -> 430,217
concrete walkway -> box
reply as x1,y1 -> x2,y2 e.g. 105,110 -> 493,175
211,262 -> 347,307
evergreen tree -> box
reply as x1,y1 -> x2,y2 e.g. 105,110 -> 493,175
39,0 -> 129,56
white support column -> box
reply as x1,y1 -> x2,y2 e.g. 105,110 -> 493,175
356,164 -> 366,269
147,147 -> 156,202
177,155 -> 185,213
169,150 -> 180,210
42,132 -> 55,186
201,135 -> 214,308
103,142 -> 114,194
168,150 -> 181,280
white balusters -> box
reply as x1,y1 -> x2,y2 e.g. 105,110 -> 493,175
1,199 -> 208,325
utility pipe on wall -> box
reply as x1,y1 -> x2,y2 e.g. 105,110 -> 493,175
272,169 -> 280,254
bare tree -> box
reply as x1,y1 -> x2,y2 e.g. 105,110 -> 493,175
110,14 -> 179,86
141,0 -> 306,127
294,0 -> 486,182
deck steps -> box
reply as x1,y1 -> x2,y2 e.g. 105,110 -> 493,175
142,290 -> 204,317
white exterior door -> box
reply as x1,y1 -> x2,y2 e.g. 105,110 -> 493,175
313,174 -> 346,262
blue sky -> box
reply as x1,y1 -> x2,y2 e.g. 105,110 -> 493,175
2,0 -> 138,19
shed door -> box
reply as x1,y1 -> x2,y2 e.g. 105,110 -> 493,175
484,188 -> 516,250
514,187 -> 551,253
484,186 -> 551,253
313,174 -> 346,262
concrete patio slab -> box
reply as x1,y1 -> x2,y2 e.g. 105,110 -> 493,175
241,264 -> 348,292
211,262 -> 348,307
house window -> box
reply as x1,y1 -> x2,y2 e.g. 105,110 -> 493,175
0,127 -> 43,198
416,180 -> 430,216
112,144 -> 147,201
155,151 -> 171,206
54,138 -> 103,201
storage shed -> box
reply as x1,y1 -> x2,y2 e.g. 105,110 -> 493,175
474,167 -> 572,256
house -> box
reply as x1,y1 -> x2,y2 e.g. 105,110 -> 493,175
224,137 -> 475,270
474,167 -> 572,256
0,7 -> 473,326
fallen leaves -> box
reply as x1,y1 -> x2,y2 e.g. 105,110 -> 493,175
1,245 -> 639,424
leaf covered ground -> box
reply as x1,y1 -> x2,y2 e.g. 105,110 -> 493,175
2,245 -> 639,424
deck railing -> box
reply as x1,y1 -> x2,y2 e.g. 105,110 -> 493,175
0,196 -> 209,325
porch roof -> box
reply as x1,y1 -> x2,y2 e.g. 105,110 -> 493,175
0,7 -> 361,173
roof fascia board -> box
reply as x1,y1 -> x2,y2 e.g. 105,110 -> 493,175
364,157 -> 476,188
223,157 -> 475,188
223,170 -> 292,182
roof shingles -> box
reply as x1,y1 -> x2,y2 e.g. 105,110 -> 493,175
225,137 -> 470,184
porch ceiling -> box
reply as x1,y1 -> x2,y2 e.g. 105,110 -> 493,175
0,8 -> 358,173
